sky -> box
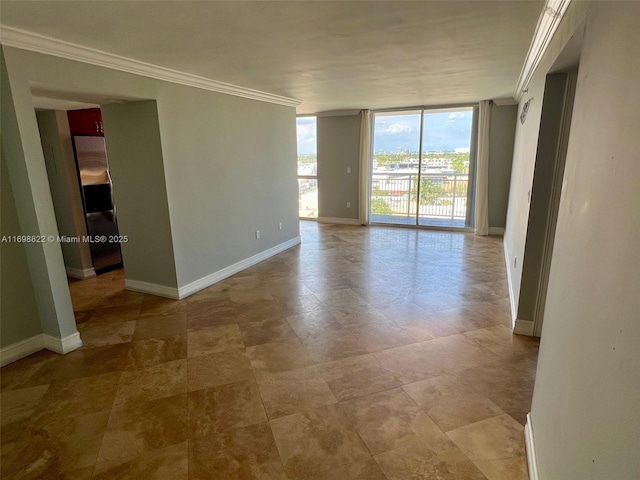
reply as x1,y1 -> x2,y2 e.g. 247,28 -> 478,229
296,116 -> 317,155
374,110 -> 473,153
296,110 -> 473,155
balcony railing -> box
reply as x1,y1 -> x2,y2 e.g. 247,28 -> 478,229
298,177 -> 318,218
371,172 -> 468,223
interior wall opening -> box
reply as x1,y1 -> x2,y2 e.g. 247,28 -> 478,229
517,28 -> 582,338
35,105 -> 124,278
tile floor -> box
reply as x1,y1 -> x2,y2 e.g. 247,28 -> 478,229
0,221 -> 539,479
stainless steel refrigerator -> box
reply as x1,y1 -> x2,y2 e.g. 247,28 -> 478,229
72,135 -> 123,273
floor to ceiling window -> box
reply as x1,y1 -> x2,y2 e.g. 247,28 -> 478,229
371,107 -> 475,228
296,116 -> 318,218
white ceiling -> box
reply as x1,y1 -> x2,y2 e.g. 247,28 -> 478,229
1,1 -> 543,114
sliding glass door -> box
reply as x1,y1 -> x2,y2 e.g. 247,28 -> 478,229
371,111 -> 422,225
370,107 -> 475,228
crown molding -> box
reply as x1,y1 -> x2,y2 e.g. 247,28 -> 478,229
315,109 -> 361,118
0,26 -> 301,108
492,97 -> 518,107
515,0 -> 572,102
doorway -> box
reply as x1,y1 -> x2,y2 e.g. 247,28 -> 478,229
517,69 -> 578,337
36,106 -> 123,277
70,129 -> 123,274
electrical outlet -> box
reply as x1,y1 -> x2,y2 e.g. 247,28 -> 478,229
256,230 -> 261,239
347,167 -> 351,174
278,222 -> 283,230
346,202 -> 351,208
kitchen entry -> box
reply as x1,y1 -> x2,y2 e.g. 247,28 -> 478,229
66,107 -> 123,274
71,133 -> 123,273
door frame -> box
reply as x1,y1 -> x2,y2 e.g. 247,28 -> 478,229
533,69 -> 578,337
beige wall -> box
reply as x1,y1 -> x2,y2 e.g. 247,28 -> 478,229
155,86 -> 299,286
503,1 -> 589,319
317,114 -> 360,220
1,145 -> 42,348
506,2 -> 640,478
1,44 -> 299,352
487,104 -> 517,229
1,48 -> 76,340
101,101 -> 178,288
35,110 -> 92,273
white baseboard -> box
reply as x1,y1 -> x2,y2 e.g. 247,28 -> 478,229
1,332 -> 83,366
502,237 -> 538,338
125,279 -> 180,300
317,217 -> 360,226
524,413 -> 539,480
177,236 -> 301,299
124,237 -> 302,300
503,241 -> 518,326
0,335 -> 45,366
42,332 -> 83,354
65,266 -> 96,279
514,319 -> 535,336
488,227 -> 505,235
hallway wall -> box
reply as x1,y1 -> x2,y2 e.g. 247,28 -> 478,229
505,2 -> 640,477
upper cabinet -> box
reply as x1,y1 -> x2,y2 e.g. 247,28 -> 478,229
67,108 -> 104,136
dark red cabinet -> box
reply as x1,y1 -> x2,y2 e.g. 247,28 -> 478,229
67,108 -> 104,136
